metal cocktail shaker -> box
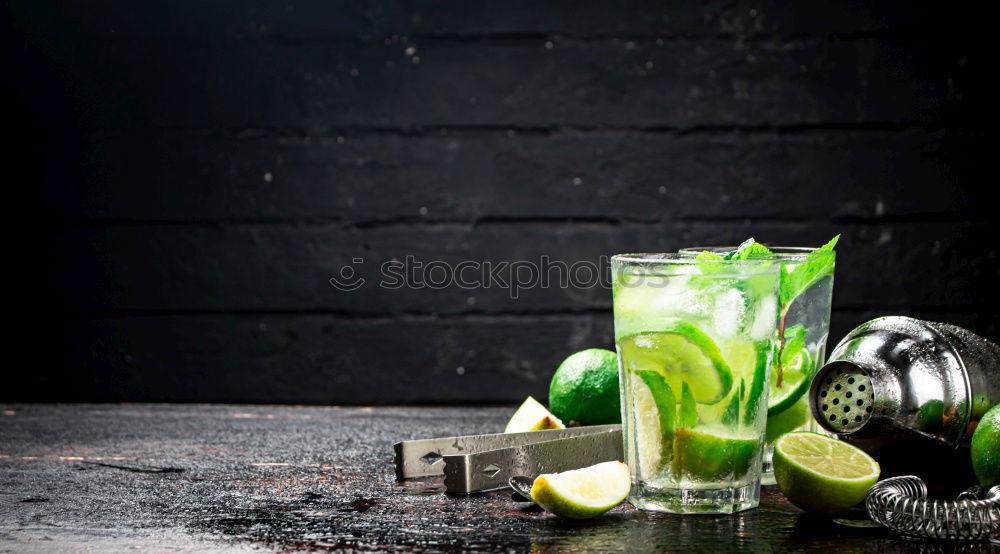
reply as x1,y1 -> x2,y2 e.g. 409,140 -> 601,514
810,316 -> 1000,491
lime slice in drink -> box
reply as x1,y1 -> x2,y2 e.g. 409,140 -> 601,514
742,340 -> 770,423
504,396 -> 565,433
618,321 -> 733,404
631,370 -> 675,476
672,428 -> 759,482
764,396 -> 809,443
530,461 -> 631,519
773,432 -> 880,514
767,349 -> 813,417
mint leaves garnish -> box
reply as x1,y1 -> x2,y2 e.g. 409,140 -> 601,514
694,250 -> 726,275
778,235 -> 839,311
694,237 -> 775,275
704,236 -> 838,387
725,238 -> 774,260
717,235 -> 839,312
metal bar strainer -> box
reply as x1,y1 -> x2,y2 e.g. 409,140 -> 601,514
866,475 -> 1000,541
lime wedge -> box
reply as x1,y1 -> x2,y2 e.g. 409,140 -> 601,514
672,428 -> 759,482
767,349 -> 813,416
618,322 -> 733,404
504,396 -> 565,433
530,461 -> 631,519
742,340 -> 770,422
631,370 -> 675,476
773,432 -> 880,514
720,382 -> 741,426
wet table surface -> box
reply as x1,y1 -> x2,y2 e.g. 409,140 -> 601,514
1,404 -> 996,552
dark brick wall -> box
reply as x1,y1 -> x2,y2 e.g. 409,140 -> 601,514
5,2 -> 997,403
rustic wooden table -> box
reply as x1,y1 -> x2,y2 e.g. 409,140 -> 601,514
0,404 -> 995,552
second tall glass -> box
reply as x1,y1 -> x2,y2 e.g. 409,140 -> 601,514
612,254 -> 780,514
679,246 -> 835,485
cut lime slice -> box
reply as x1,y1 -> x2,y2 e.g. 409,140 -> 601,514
672,428 -> 759,482
618,322 -> 733,404
530,461 -> 631,519
742,340 -> 770,423
679,382 -> 698,428
631,371 -> 674,476
767,349 -> 813,416
720,381 -> 741,426
773,432 -> 880,514
504,396 -> 565,433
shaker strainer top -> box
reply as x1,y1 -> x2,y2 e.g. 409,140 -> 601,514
813,362 -> 875,433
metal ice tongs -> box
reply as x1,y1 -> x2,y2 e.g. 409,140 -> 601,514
394,424 -> 623,494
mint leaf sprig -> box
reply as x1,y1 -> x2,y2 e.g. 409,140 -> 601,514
774,235 -> 838,386
779,324 -> 807,368
725,238 -> 775,260
694,250 -> 726,275
778,235 -> 839,311
713,236 -> 838,388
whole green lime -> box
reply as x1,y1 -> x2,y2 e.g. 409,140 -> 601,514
971,402 -> 1000,488
549,349 -> 621,426
972,394 -> 993,420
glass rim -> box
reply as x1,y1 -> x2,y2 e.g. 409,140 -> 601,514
611,253 -> 781,276
612,252 -> 782,264
677,245 -> 834,260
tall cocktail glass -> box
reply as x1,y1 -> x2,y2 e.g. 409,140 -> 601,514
612,253 -> 780,514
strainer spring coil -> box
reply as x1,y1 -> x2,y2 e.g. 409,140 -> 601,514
866,475 -> 1000,540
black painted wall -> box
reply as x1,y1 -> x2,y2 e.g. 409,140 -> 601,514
5,2 -> 997,404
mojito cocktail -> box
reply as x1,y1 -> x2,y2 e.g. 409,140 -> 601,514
680,242 -> 836,485
612,254 -> 779,514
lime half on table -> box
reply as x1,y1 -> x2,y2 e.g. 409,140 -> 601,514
773,432 -> 880,514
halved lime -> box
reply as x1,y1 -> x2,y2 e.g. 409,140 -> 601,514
504,396 -> 565,433
530,461 -> 631,519
767,349 -> 813,417
773,432 -> 880,514
672,428 -> 759,482
618,321 -> 733,404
